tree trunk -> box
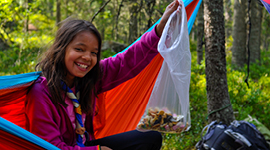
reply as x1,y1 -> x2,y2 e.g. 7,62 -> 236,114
24,0 -> 29,33
145,0 -> 156,29
250,0 -> 262,63
196,1 -> 204,65
231,0 -> 247,68
48,0 -> 54,18
56,0 -> 61,26
204,0 -> 235,125
128,1 -> 142,44
224,0 -> 233,40
129,5 -> 138,44
262,9 -> 270,51
65,0 -> 69,19
115,0 -> 125,40
0,34 -> 9,50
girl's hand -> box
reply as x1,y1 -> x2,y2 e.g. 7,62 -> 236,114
101,146 -> 112,150
156,0 -> 181,37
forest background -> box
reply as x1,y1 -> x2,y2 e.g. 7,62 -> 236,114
1,0 -> 270,149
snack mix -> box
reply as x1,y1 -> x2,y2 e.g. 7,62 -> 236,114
137,107 -> 188,133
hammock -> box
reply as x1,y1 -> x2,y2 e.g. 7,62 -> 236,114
0,0 -> 202,149
261,0 -> 270,14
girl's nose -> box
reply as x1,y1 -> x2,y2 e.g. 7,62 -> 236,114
82,52 -> 91,61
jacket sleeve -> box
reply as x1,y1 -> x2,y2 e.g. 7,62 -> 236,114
25,79 -> 99,150
97,27 -> 160,93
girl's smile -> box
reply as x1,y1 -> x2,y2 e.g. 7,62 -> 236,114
65,30 -> 99,86
76,62 -> 89,70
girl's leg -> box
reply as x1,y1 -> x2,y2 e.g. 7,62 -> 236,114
85,130 -> 162,150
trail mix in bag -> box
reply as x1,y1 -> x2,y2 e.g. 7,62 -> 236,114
137,107 -> 188,133
137,0 -> 190,133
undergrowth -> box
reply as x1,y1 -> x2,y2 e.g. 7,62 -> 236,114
1,40 -> 270,150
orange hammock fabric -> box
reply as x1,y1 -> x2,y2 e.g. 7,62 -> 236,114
0,0 -> 201,147
0,130 -> 44,150
94,54 -> 163,139
93,0 -> 200,139
0,82 -> 34,129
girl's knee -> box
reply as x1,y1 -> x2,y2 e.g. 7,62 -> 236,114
145,131 -> 163,144
148,131 -> 162,150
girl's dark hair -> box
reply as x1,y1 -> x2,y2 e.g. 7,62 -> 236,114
36,19 -> 102,115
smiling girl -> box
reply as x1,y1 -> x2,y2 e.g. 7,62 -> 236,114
25,1 -> 181,150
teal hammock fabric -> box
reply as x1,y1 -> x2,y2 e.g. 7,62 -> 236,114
0,0 -> 202,90
0,117 -> 60,150
0,71 -> 41,90
114,0 -> 202,56
261,0 -> 270,14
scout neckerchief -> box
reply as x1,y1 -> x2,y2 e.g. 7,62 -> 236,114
62,81 -> 86,147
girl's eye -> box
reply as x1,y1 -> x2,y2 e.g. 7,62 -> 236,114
75,48 -> 83,51
91,52 -> 98,56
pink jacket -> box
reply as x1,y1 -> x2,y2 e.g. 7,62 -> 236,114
25,28 -> 160,150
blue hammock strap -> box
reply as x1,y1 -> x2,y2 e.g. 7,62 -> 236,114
62,81 -> 86,147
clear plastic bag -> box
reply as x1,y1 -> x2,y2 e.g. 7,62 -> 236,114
137,0 -> 191,133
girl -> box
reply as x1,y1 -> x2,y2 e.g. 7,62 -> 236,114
25,1 -> 181,150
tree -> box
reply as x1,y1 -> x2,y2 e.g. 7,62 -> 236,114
49,0 -> 54,18
23,0 -> 29,33
262,9 -> 270,51
56,0 -> 61,26
231,0 -> 247,68
128,0 -> 143,44
224,0 -> 233,40
196,1 -> 204,65
0,0 -> 15,49
145,0 -> 156,29
250,0 -> 262,63
204,0 -> 235,125
114,0 -> 125,40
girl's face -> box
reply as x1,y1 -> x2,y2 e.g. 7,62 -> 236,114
64,30 -> 99,86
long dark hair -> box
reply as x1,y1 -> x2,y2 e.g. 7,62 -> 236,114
36,19 -> 102,115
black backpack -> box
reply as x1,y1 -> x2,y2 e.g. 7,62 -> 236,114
195,120 -> 270,150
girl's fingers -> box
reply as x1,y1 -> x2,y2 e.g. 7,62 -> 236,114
166,0 -> 180,16
167,0 -> 179,10
167,0 -> 176,9
155,0 -> 182,37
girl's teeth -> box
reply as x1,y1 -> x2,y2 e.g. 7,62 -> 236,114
77,63 -> 87,69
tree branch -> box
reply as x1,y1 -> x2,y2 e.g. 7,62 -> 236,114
91,0 -> 111,22
115,0 -> 125,39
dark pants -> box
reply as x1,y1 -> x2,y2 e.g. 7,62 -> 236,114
85,130 -> 162,150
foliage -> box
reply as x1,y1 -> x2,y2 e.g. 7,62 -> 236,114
1,28 -> 270,150
161,48 -> 270,150
0,45 -> 38,74
101,49 -> 117,59
2,38 -> 270,149
161,46 -> 208,150
261,9 -> 270,50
